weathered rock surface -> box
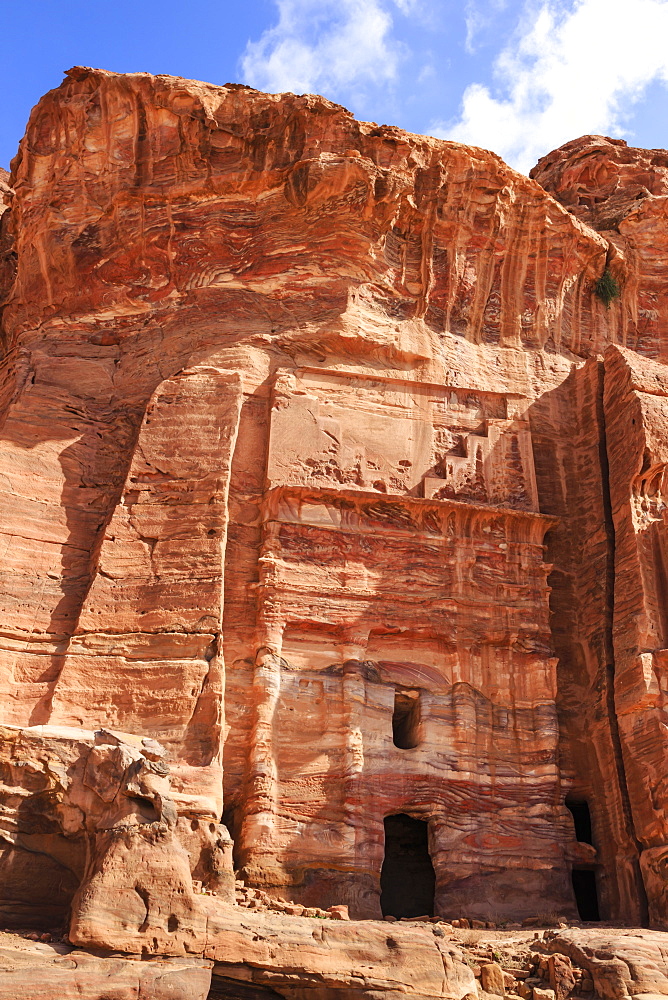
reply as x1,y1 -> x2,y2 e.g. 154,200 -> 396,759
204,904 -> 478,999
546,928 -> 668,999
2,923 -> 667,1000
0,724 -> 231,946
532,136 -> 668,359
0,934 -> 213,1000
1,66 -> 668,997
0,169 -> 9,213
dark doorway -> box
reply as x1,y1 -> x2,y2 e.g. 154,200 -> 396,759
566,796 -> 594,846
208,974 -> 284,998
392,688 -> 421,749
380,813 -> 435,918
571,868 -> 600,921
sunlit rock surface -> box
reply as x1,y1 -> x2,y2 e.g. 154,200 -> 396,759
1,68 -> 668,998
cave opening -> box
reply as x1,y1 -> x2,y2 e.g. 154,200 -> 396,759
128,795 -> 159,823
571,868 -> 600,921
566,796 -> 594,846
392,688 -> 421,749
380,813 -> 435,918
208,975 -> 285,999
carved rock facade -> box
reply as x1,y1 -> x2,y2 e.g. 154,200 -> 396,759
0,69 -> 668,997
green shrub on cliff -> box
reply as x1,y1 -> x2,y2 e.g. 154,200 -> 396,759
594,268 -> 620,307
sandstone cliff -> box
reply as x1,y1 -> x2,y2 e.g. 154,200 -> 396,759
0,68 -> 667,999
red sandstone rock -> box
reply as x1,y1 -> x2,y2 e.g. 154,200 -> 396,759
0,169 -> 9,216
546,928 -> 668,998
0,935 -> 213,1000
1,66 -> 668,997
532,136 -> 668,359
482,962 -> 506,995
547,953 -> 575,1000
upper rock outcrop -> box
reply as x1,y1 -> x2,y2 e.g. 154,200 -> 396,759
532,135 -> 668,357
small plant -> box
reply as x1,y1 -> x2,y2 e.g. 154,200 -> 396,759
594,268 -> 620,308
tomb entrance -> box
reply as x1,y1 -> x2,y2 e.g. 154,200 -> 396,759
571,868 -> 601,921
380,813 -> 435,918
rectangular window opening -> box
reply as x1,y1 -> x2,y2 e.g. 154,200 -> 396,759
392,688 -> 421,749
566,795 -> 594,846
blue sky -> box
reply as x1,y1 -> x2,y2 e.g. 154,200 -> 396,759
3,0 -> 668,175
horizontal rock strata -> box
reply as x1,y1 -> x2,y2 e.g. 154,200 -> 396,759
0,67 -> 668,998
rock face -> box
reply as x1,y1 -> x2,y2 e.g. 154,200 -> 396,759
0,934 -> 214,1000
1,68 -> 668,997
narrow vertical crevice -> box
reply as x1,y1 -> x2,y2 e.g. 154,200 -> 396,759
222,805 -> 241,873
596,359 -> 649,925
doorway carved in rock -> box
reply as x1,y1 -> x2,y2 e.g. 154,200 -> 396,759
571,868 -> 601,921
380,813 -> 435,918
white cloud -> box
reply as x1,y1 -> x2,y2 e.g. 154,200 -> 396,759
464,0 -> 508,55
240,0 -> 410,98
435,0 -> 668,174
418,63 -> 437,84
